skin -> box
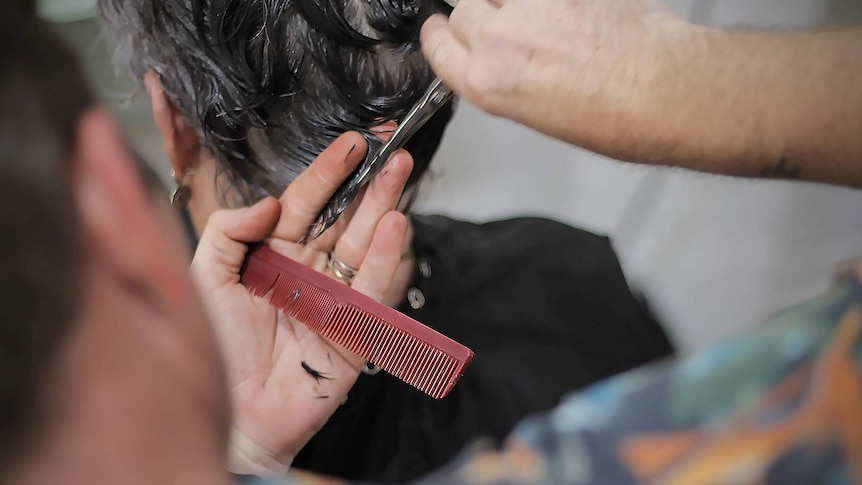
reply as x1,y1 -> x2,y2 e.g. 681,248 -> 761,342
19,2 -> 860,481
145,73 -> 418,309
145,73 -> 416,472
10,107 -> 399,483
421,0 -> 862,187
11,109 -> 231,485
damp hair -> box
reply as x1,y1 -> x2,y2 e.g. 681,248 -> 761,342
98,0 -> 456,206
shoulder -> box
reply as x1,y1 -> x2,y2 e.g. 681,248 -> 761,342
411,214 -> 613,253
410,214 -> 622,277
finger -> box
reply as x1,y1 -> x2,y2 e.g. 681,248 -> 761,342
297,122 -> 395,256
208,197 -> 282,243
191,197 -> 281,280
331,151 -> 413,269
266,184 -> 364,269
350,212 -> 409,302
290,188 -> 362,256
272,132 -> 368,242
421,14 -> 472,90
447,0 -> 499,46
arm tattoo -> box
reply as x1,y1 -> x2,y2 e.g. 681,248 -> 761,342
760,157 -> 801,179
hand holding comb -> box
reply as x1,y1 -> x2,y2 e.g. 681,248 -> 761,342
242,0 -> 470,399
240,244 -> 474,399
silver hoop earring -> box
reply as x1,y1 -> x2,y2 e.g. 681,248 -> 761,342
170,169 -> 196,209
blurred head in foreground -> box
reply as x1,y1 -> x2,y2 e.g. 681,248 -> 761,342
0,3 -> 231,483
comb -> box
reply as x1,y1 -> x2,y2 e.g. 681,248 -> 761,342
240,244 -> 474,399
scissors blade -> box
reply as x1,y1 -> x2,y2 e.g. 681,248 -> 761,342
304,78 -> 454,241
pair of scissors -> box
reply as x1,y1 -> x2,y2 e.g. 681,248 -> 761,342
304,0 -> 461,241
305,76 -> 456,241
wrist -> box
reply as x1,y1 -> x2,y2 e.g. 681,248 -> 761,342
635,22 -> 774,171
574,13 -> 713,167
227,428 -> 294,477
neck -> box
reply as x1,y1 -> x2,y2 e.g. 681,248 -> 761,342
10,272 -> 231,485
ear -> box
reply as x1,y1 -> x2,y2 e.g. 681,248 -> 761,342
73,109 -> 193,307
144,71 -> 201,179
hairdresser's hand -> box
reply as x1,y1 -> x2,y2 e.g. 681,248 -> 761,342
191,132 -> 413,475
421,0 -> 694,160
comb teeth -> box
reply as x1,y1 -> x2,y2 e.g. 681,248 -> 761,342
239,244 -> 473,399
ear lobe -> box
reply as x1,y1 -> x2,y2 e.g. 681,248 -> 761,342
74,109 -> 192,307
144,71 -> 200,178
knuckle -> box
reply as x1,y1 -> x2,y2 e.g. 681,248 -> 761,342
284,193 -> 314,219
370,170 -> 403,199
311,165 -> 341,191
207,208 -> 228,224
335,237 -> 366,263
205,209 -> 232,231
475,19 -> 508,49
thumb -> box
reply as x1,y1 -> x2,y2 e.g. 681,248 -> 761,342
191,197 -> 282,284
208,196 -> 282,243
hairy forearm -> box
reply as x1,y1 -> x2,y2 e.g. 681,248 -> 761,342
422,1 -> 862,186
639,26 -> 862,186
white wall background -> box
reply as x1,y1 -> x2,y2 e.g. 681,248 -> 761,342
51,0 -> 862,354
413,0 -> 862,352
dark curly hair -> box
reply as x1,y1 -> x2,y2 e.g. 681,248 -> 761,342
98,0 -> 455,206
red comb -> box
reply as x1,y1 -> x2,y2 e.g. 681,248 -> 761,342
239,244 -> 473,399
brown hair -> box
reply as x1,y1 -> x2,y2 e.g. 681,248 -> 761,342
0,1 -> 94,476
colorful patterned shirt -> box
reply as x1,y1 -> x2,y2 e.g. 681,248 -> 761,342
240,262 -> 862,485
